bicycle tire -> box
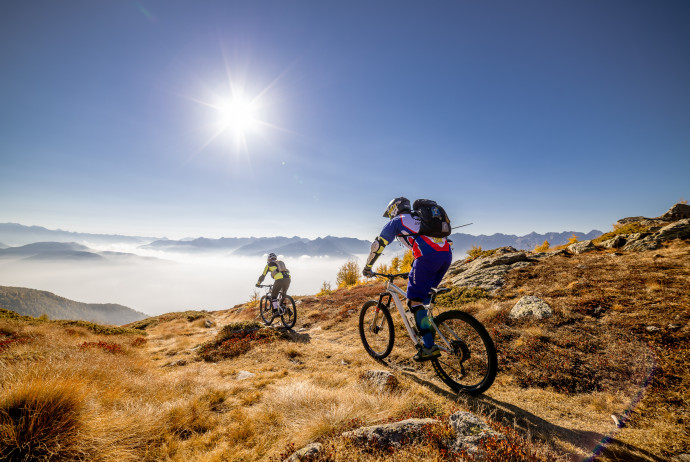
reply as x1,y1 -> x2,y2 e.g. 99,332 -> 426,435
280,295 -> 297,329
359,300 -> 395,360
430,310 -> 497,395
260,296 -> 274,326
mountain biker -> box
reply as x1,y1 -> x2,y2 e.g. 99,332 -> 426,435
362,197 -> 453,362
256,253 -> 291,312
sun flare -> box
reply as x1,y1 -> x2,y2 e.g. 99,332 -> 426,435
217,97 -> 258,135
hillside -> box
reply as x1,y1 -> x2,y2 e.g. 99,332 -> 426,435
0,206 -> 688,461
0,286 -> 147,325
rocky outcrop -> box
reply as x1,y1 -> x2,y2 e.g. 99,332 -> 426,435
442,247 -> 534,293
343,418 -> 441,447
660,203 -> 690,221
283,442 -> 322,462
449,411 -> 505,454
509,296 -> 554,319
623,219 -> 690,251
568,240 -> 597,254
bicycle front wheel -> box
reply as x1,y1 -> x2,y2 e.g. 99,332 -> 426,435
430,310 -> 497,395
358,300 -> 394,360
280,295 -> 297,329
260,296 -> 273,326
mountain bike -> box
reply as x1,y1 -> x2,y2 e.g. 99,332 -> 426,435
258,284 -> 297,329
359,272 -> 497,395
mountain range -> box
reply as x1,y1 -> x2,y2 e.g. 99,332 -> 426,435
0,285 -> 147,325
0,223 -> 603,259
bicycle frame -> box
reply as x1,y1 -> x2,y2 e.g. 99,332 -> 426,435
378,277 -> 458,354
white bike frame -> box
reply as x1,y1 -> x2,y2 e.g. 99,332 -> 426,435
381,278 -> 456,354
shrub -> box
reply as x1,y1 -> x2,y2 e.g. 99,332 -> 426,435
336,259 -> 361,288
198,321 -> 286,362
401,250 -> 414,272
80,341 -> 123,354
0,380 -> 84,461
317,281 -> 333,296
533,240 -> 550,252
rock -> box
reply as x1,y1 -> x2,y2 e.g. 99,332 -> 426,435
598,235 -> 626,249
624,219 -> 690,251
531,249 -> 568,259
284,442 -> 322,462
645,326 -> 661,333
509,296 -> 553,319
343,418 -> 440,447
659,203 -> 690,221
568,240 -> 596,254
361,370 -> 399,391
236,370 -> 255,380
162,359 -> 187,367
204,319 -> 213,328
442,248 -> 534,292
449,412 -> 504,454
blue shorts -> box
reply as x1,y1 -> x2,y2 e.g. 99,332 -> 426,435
406,251 -> 452,304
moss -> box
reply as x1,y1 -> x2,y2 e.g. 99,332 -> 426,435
434,287 -> 491,307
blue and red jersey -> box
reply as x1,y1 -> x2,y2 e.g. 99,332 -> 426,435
378,213 -> 452,259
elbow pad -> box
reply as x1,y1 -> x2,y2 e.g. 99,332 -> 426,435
366,236 -> 388,267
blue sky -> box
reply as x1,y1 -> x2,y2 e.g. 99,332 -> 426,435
1,0 -> 688,240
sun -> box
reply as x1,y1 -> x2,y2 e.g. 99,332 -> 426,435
216,96 -> 258,135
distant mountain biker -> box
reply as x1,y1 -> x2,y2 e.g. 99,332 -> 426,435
362,197 -> 453,362
256,253 -> 291,312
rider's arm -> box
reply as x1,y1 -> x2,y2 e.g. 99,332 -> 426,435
257,264 -> 270,284
364,236 -> 389,271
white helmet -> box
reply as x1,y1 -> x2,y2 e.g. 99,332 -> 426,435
267,253 -> 277,262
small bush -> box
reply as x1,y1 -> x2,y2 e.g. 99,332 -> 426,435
465,246 -> 499,262
533,240 -> 550,252
80,340 -> 123,354
0,380 -> 84,461
198,321 -> 286,362
336,259 -> 361,288
317,281 -> 333,296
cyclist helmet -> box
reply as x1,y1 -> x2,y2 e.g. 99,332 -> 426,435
383,197 -> 411,219
267,253 -> 277,262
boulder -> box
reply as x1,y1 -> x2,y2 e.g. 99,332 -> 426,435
509,296 -> 553,319
449,412 -> 504,454
624,219 -> 690,251
568,240 -> 596,254
442,247 -> 534,293
343,418 -> 440,447
284,443 -> 322,462
598,236 -> 626,249
236,370 -> 255,380
361,370 -> 399,392
659,203 -> 690,221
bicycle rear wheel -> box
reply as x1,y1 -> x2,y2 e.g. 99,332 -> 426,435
358,300 -> 394,360
430,310 -> 497,395
280,295 -> 297,329
260,296 -> 274,326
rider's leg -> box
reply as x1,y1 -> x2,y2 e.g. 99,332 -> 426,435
407,252 -> 452,349
407,257 -> 438,350
270,283 -> 281,310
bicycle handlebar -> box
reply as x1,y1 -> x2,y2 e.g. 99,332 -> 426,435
257,284 -> 273,288
371,272 -> 409,280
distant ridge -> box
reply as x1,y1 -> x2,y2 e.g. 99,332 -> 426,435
0,223 -> 158,247
0,222 -> 603,259
0,286 -> 147,325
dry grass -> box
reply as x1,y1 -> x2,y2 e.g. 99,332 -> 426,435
1,240 -> 688,461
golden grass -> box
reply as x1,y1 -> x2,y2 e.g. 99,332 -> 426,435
1,241 -> 688,460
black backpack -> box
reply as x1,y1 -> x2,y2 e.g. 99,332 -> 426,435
412,199 -> 451,238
